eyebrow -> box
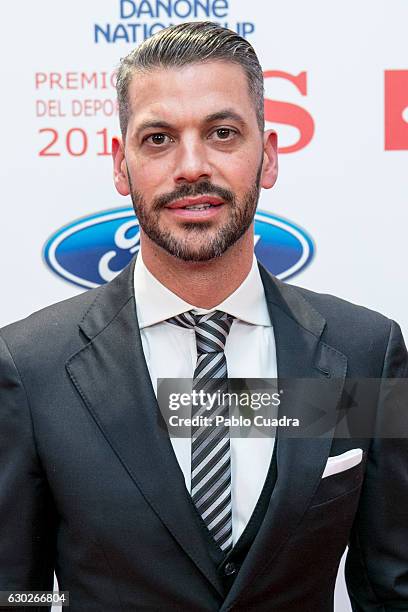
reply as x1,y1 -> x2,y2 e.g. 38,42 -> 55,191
204,110 -> 247,127
134,109 -> 247,136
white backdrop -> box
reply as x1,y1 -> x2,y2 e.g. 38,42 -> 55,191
1,2 -> 407,610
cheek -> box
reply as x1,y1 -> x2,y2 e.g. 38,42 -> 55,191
131,157 -> 171,196
214,149 -> 260,186
222,167 -> 258,198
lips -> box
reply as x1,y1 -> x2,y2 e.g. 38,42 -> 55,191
164,196 -> 224,210
163,195 -> 225,220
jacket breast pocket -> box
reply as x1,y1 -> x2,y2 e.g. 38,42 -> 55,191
309,450 -> 367,508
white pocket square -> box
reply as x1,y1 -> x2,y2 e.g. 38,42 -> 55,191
322,448 -> 363,479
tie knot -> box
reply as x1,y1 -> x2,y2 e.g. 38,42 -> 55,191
167,310 -> 235,353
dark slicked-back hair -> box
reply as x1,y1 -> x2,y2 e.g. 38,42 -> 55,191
116,21 -> 264,137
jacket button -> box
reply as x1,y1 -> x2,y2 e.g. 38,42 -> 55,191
224,562 -> 237,576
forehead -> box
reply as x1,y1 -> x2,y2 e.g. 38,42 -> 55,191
126,61 -> 256,131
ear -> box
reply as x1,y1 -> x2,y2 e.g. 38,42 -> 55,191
260,129 -> 278,189
112,136 -> 130,196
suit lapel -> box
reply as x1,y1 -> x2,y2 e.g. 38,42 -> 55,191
221,262 -> 347,610
66,258 -> 224,597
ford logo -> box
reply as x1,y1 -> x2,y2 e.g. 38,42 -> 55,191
43,207 -> 314,289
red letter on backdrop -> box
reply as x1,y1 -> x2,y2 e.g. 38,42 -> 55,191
263,71 -> 315,154
385,70 -> 408,150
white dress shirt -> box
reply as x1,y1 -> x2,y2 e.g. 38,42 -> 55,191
134,249 -> 277,545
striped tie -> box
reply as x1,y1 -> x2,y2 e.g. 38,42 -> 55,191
167,309 -> 235,553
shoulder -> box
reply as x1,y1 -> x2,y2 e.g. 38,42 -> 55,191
0,257 -> 135,370
0,286 -> 101,361
259,262 -> 392,343
293,283 -> 391,332
288,282 -> 396,372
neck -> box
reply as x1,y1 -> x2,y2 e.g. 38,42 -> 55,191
140,227 -> 254,309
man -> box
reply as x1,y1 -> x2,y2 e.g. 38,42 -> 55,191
0,21 -> 407,612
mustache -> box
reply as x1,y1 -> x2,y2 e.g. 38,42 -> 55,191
152,181 -> 235,210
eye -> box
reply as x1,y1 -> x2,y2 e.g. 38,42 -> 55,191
211,128 -> 238,141
144,133 -> 173,146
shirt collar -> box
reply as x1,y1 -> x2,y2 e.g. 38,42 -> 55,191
134,248 -> 272,328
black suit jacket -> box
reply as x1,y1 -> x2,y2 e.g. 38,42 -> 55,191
0,257 -> 407,611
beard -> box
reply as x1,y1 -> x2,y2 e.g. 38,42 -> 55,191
128,159 -> 263,262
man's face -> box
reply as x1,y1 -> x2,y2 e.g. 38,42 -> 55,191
113,61 -> 277,261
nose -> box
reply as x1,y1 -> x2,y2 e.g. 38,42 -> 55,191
173,137 -> 212,184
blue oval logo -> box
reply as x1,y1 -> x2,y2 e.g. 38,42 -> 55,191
43,207 -> 314,289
